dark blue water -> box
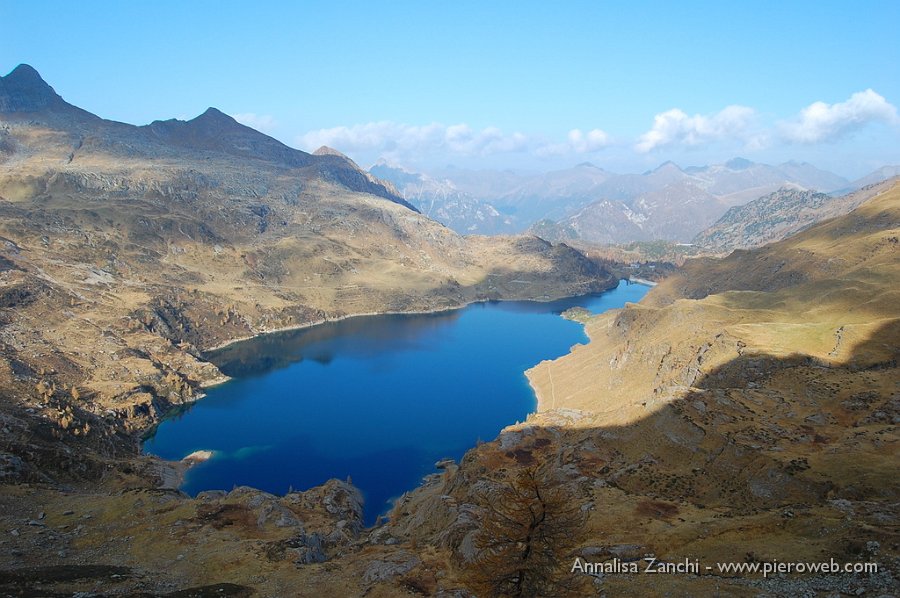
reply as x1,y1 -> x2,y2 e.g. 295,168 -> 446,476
143,280 -> 649,524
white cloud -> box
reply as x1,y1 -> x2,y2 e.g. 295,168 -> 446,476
296,121 -> 568,164
297,121 -> 533,160
635,105 -> 756,153
570,128 -> 611,152
780,89 -> 899,144
231,112 -> 278,134
300,122 -> 612,163
537,128 -> 612,156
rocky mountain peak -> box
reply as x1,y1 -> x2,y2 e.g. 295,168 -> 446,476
654,160 -> 683,173
147,107 -> 242,135
0,63 -> 66,112
145,105 -> 315,169
194,107 -> 238,125
5,64 -> 46,86
313,145 -> 349,159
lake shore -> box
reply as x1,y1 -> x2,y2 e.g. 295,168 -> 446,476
144,280 -> 647,520
204,278 -> 622,355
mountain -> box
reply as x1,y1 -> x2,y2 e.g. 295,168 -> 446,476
0,65 -> 413,211
630,179 -> 726,240
496,162 -> 617,221
850,165 -> 900,189
145,107 -> 317,167
685,158 -> 849,199
431,165 -> 535,200
528,180 -> 726,244
0,63 -> 95,117
528,199 -> 647,243
620,159 -> 853,245
774,160 -> 851,193
369,161 -> 515,234
423,158 -> 850,243
693,180 -> 896,251
634,159 -> 694,189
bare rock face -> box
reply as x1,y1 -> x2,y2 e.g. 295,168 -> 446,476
286,479 -> 364,520
290,531 -> 327,564
362,552 -> 422,583
692,181 -> 894,252
0,451 -> 26,481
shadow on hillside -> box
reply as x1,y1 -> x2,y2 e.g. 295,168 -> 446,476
391,318 -> 900,572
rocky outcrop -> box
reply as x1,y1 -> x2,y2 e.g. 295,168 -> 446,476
693,180 -> 895,252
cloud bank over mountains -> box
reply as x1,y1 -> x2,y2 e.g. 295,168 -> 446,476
296,122 -> 611,163
288,89 -> 897,170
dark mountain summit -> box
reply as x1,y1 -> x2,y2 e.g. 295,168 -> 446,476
0,64 -> 64,111
0,63 -> 97,120
145,107 -> 315,169
0,64 -> 411,209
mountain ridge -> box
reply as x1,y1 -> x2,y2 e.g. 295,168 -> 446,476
0,64 -> 414,210
384,157 -> 853,240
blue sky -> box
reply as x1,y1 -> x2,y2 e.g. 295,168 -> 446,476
2,0 -> 899,177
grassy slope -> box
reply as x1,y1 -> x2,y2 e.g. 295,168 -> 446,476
507,182 -> 899,594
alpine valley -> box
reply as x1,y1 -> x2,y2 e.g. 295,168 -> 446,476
0,64 -> 898,597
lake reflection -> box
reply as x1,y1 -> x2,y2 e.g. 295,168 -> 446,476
210,309 -> 464,378
144,280 -> 650,524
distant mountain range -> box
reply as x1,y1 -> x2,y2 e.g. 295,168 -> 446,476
373,157 -> 899,243
369,162 -> 513,234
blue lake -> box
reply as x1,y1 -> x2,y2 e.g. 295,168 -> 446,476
143,279 -> 649,524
